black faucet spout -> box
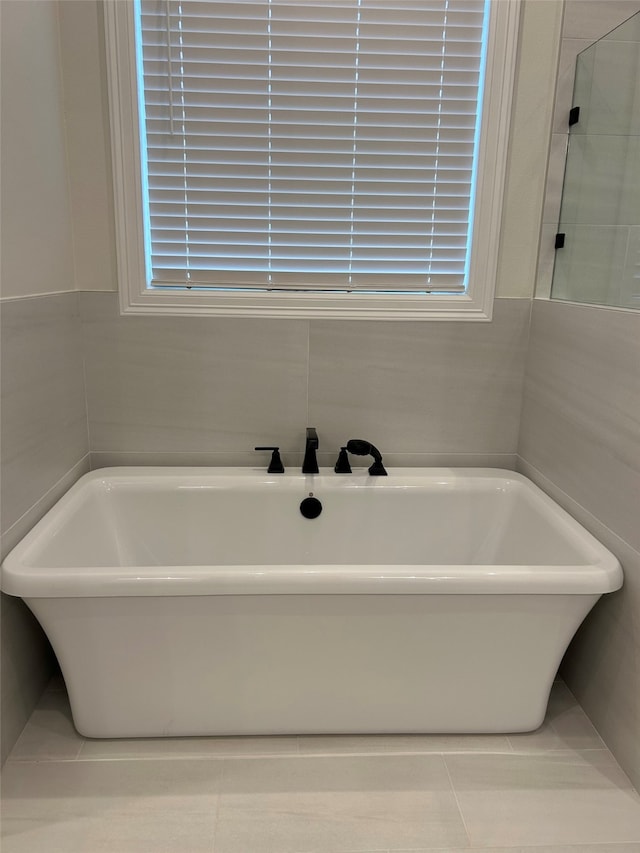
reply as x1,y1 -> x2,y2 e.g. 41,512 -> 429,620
302,427 -> 319,474
345,438 -> 387,476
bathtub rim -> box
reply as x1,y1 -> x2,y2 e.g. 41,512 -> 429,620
0,466 -> 623,598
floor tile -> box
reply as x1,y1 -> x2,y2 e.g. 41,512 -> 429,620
1,812 -> 215,853
1,758 -> 221,851
7,688 -> 84,762
445,750 -> 640,846
1,757 -> 222,817
214,754 -> 469,853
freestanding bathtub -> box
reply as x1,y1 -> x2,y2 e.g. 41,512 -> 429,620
1,467 -> 622,738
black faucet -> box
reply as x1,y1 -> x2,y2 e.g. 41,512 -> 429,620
302,427 -> 319,474
345,439 -> 387,476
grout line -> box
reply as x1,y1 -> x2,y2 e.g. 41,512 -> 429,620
75,737 -> 87,760
514,292 -> 536,452
0,289 -> 79,304
77,292 -> 94,464
48,754 -> 233,764
210,754 -> 225,853
11,748 -> 541,764
442,754 -> 473,849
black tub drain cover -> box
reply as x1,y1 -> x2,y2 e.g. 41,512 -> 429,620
300,497 -> 322,519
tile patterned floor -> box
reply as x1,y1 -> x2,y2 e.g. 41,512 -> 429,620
2,678 -> 640,853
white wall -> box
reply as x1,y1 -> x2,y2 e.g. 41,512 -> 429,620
495,0 -> 563,298
57,0 -> 117,291
0,0 -> 74,299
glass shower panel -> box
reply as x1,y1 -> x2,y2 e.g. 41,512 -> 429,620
551,11 -> 640,309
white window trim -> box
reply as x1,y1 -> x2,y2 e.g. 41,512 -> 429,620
104,0 -> 520,321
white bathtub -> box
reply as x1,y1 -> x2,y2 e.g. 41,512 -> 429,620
1,467 -> 622,738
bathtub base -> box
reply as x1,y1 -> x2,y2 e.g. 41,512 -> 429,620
28,592 -> 598,738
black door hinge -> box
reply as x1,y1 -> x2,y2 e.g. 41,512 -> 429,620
555,233 -> 566,249
569,106 -> 580,126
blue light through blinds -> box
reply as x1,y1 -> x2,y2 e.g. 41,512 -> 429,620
137,0 -> 488,292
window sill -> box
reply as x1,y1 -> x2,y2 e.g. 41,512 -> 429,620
120,288 -> 494,321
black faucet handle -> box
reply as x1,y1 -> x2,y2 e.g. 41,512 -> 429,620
254,446 -> 285,473
306,427 -> 319,449
334,447 -> 352,474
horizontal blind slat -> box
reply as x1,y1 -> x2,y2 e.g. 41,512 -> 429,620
150,269 -> 467,292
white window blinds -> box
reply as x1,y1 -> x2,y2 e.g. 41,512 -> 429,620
138,0 -> 488,293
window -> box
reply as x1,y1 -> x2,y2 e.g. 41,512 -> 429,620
105,0 -> 520,319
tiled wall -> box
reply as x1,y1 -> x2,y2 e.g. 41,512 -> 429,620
0,294 -> 90,764
81,293 -> 529,470
518,300 -> 640,791
521,0 -> 640,792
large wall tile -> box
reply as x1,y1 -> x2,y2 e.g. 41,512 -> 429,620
560,136 -> 640,227
543,133 -> 569,225
80,292 -> 310,454
1,456 -> 90,563
518,459 -> 640,792
0,293 -> 89,533
552,38 -> 593,134
519,300 -> 640,552
1,595 -> 54,766
1,292 -> 89,765
583,39 -> 640,136
308,299 -> 530,456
